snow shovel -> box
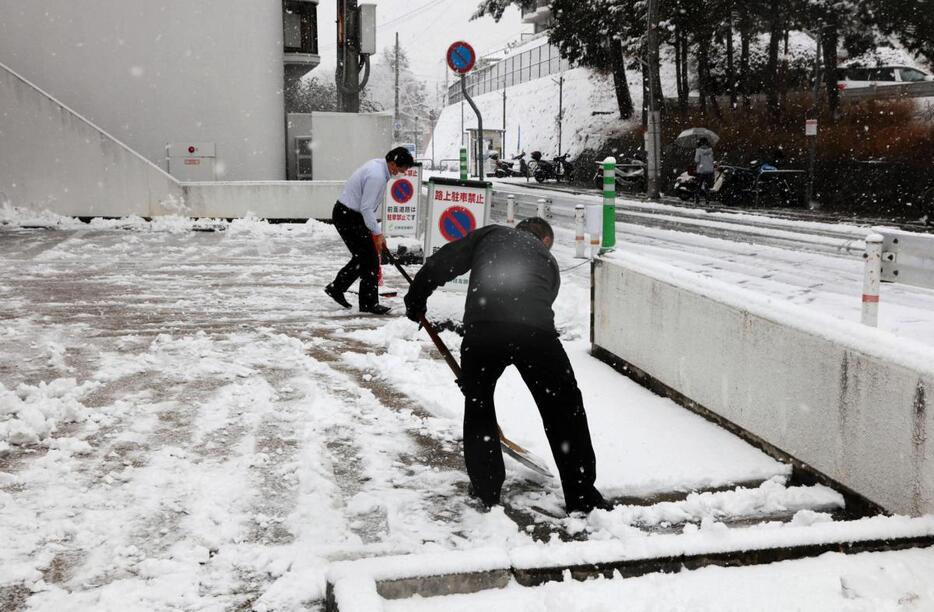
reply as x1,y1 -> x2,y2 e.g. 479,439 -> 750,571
383,249 -> 555,479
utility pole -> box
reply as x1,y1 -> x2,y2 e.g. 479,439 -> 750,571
645,0 -> 661,200
554,75 -> 564,156
414,115 -> 419,157
501,73 -> 508,149
394,32 -> 400,140
336,0 -> 361,112
429,109 -> 437,169
807,26 -> 823,209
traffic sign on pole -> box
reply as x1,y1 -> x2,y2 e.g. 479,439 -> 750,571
446,41 -> 476,75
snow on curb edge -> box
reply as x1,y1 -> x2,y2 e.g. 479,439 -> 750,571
324,515 -> 934,611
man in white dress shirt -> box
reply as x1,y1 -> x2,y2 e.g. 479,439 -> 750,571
325,147 -> 415,314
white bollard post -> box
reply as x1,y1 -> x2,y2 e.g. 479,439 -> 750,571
574,204 -> 586,259
861,233 -> 884,327
585,204 -> 602,258
537,197 -> 546,218
506,195 -> 516,227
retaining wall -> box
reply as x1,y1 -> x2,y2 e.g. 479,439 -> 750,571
592,252 -> 934,516
0,60 -> 183,217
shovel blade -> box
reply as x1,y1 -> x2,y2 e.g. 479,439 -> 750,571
501,441 -> 554,479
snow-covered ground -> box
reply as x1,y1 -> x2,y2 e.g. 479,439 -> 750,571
1,216 -> 932,610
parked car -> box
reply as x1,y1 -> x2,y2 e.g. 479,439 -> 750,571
836,65 -> 933,90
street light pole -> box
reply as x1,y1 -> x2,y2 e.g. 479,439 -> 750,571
645,0 -> 661,200
806,26 -> 823,210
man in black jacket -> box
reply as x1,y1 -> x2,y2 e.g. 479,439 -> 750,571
404,218 -> 608,514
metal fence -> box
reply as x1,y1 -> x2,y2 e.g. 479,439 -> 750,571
448,43 -> 572,104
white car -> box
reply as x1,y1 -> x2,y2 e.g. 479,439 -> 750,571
836,65 -> 933,90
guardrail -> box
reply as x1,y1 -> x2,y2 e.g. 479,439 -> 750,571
840,80 -> 934,100
490,189 -> 868,258
875,226 -> 934,290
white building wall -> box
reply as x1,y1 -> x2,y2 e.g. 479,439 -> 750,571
0,0 -> 287,181
592,253 -> 934,516
0,61 -> 184,217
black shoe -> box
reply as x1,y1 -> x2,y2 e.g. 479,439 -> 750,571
360,304 -> 391,315
324,284 -> 351,309
566,491 -> 614,514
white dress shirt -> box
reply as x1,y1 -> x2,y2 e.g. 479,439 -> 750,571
337,158 -> 391,235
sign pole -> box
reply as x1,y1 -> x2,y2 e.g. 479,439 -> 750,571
461,77 -> 484,179
447,41 -> 482,180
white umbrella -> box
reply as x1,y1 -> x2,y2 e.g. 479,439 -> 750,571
675,127 -> 720,149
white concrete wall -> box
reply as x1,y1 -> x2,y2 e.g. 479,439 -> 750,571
592,253 -> 934,516
307,112 -> 393,180
0,61 -> 183,217
0,0 -> 286,180
181,181 -> 342,220
286,112 -> 393,181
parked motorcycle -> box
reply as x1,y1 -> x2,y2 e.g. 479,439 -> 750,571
673,170 -> 700,202
592,158 -> 646,191
530,151 -> 573,183
493,151 -> 529,178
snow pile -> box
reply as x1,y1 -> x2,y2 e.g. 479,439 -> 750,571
0,201 -> 85,228
582,478 -> 843,537
0,378 -> 97,450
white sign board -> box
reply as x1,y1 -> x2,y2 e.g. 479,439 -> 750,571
805,119 -> 818,136
425,178 -> 493,290
383,165 -> 422,237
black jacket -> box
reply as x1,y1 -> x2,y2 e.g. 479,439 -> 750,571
405,225 -> 560,331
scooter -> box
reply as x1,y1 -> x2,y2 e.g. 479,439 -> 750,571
673,163 -> 721,204
673,170 -> 700,201
531,152 -> 573,183
493,152 -> 530,178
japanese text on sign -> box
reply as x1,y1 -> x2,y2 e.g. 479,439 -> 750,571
433,190 -> 485,205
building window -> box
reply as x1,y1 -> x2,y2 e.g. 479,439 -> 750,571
284,1 -> 318,55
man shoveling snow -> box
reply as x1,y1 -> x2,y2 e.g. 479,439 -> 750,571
403,218 -> 609,514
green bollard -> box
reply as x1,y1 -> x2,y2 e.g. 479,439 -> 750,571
600,156 -> 617,252
459,147 -> 468,181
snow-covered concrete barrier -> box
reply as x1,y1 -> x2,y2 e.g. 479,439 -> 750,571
591,252 -> 934,516
0,60 -> 184,217
324,516 -> 934,611
180,181 -> 342,220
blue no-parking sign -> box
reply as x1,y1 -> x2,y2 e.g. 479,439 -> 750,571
383,166 -> 422,238
446,41 -> 476,75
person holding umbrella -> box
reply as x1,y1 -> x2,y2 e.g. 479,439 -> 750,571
694,137 -> 716,205
674,128 -> 719,205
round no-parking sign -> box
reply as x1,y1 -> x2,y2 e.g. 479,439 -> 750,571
391,178 -> 414,204
446,41 -> 476,75
438,206 -> 476,241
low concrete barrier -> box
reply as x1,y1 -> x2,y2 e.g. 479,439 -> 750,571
592,252 -> 934,516
180,181 -> 342,220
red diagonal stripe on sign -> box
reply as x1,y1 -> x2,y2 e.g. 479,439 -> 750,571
447,211 -> 469,237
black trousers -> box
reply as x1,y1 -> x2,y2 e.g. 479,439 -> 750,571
459,322 -> 601,511
331,202 -> 379,309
